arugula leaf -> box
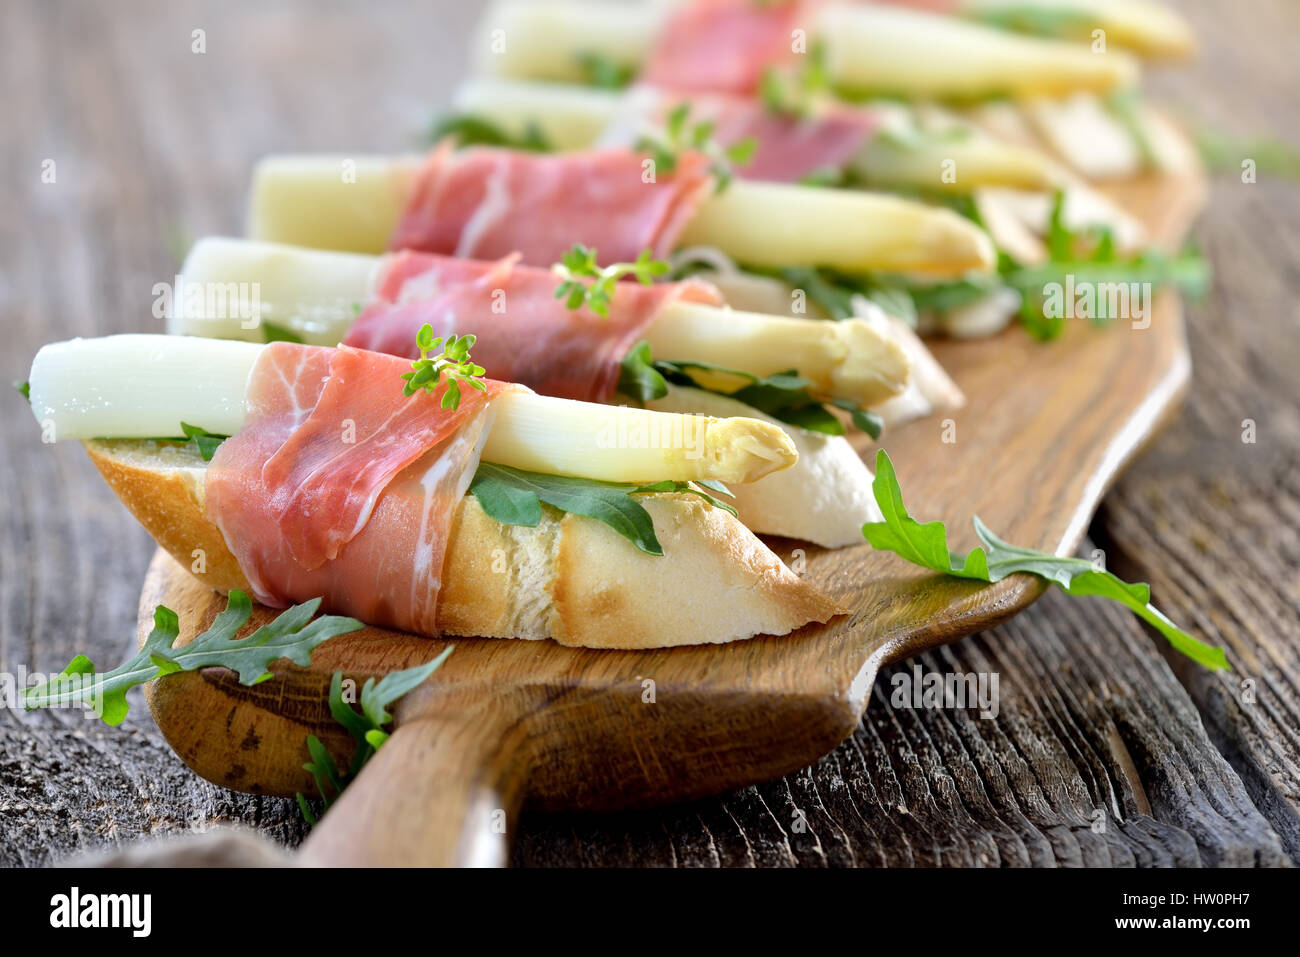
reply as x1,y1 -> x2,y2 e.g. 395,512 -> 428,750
636,101 -> 758,194
575,51 -> 637,90
298,649 -> 454,823
772,266 -> 919,326
861,450 -> 1229,671
1102,88 -> 1157,167
401,323 -> 487,408
428,113 -> 552,152
116,425 -> 231,461
470,462 -> 735,555
1006,191 -> 1211,340
618,346 -> 883,439
179,422 -> 226,461
261,321 -> 305,344
617,340 -> 669,402
830,398 -> 885,440
798,166 -> 851,189
553,244 -> 671,317
14,380 -> 30,403
776,190 -> 1210,340
24,591 -> 364,725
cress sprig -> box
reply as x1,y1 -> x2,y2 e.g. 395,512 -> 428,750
553,244 -> 671,317
759,39 -> 830,120
636,102 -> 758,194
401,323 -> 487,409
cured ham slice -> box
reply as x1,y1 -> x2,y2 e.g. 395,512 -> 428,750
205,342 -> 511,635
389,146 -> 714,266
344,250 -> 723,403
643,0 -> 812,96
645,91 -> 876,183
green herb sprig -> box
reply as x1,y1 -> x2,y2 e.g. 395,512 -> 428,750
619,342 -> 883,439
575,51 -> 637,90
24,591 -> 364,724
759,39 -> 830,120
553,244 -> 671,317
297,649 -> 453,824
1009,191 -> 1210,340
862,450 -> 1228,671
402,323 -> 487,409
470,462 -> 734,556
260,322 -> 305,344
636,102 -> 758,194
767,190 -> 1210,340
428,113 -> 551,152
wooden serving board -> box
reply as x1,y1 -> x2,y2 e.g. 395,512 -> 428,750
137,170 -> 1205,867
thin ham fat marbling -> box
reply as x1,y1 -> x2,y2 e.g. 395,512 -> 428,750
344,250 -> 724,403
389,146 -> 714,266
205,342 -> 513,635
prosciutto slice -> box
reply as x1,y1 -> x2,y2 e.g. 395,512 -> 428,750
205,342 -> 512,635
643,0 -> 814,96
643,90 -> 876,183
389,146 -> 713,266
344,250 -> 723,403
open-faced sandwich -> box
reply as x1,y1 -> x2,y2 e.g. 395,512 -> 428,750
27,333 -> 845,649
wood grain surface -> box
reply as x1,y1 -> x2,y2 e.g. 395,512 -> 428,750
1,0 -> 1296,868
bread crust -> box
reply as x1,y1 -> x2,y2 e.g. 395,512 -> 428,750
84,440 -> 842,649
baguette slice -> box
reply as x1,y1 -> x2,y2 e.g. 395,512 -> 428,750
85,440 -> 843,650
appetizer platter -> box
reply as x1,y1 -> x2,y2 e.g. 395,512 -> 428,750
19,0 -> 1224,866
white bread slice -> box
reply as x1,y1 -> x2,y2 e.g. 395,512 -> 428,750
84,440 -> 842,650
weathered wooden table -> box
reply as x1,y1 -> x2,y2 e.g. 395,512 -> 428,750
1,0 -> 1295,867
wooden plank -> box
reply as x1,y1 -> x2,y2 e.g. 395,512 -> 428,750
514,579 -> 1286,868
1090,0 -> 1300,863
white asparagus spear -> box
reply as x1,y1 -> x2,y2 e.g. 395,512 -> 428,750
246,154 -> 996,275
472,0 -> 660,84
176,238 -> 911,407
473,1 -> 1142,95
957,0 -> 1196,60
676,179 -> 995,275
819,4 -> 1139,100
681,270 -> 967,422
451,77 -> 1058,192
26,336 -> 795,485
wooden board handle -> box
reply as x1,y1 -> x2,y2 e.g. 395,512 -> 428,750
298,705 -> 530,867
